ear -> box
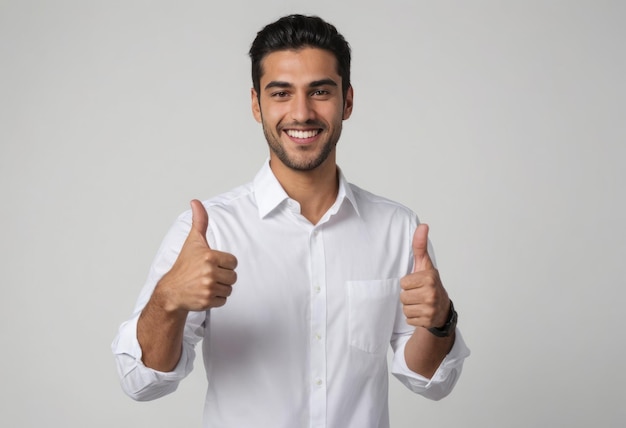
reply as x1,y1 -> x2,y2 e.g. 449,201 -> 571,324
251,88 -> 262,123
342,85 -> 354,120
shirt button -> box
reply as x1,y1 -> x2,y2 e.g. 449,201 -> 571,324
314,285 -> 321,294
315,333 -> 322,341
315,378 -> 323,386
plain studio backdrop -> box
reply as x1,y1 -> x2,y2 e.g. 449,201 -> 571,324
1,1 -> 624,427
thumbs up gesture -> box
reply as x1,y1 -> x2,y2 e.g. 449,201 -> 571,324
156,199 -> 238,312
400,224 -> 451,329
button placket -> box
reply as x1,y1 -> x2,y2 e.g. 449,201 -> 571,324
309,226 -> 327,427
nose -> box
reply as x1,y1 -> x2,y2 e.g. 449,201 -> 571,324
291,94 -> 315,123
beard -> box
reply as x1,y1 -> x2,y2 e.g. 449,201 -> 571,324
262,119 -> 342,172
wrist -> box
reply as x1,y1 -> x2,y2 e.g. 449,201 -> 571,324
428,300 -> 457,338
153,277 -> 186,315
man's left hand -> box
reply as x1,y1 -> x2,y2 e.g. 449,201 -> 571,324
400,224 -> 451,329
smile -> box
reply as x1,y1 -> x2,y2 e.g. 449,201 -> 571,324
285,129 -> 321,139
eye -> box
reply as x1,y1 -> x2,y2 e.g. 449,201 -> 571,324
312,89 -> 330,96
271,91 -> 290,98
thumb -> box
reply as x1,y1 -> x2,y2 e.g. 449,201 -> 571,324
189,199 -> 209,246
412,223 -> 434,272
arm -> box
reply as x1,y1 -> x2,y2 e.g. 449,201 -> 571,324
112,200 -> 237,400
399,224 -> 454,376
137,200 -> 237,371
391,223 -> 469,399
403,314 -> 455,378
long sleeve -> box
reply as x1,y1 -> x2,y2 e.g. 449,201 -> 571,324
390,324 -> 470,400
111,212 -> 206,401
111,311 -> 205,400
389,214 -> 471,400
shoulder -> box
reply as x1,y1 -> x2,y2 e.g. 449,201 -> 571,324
204,182 -> 255,211
349,183 -> 418,221
176,182 -> 255,225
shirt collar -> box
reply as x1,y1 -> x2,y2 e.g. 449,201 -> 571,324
253,159 -> 360,219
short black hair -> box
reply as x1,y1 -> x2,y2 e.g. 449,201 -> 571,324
249,14 -> 351,99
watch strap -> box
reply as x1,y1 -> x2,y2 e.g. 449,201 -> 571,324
427,300 -> 457,338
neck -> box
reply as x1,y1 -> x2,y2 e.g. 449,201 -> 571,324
269,154 -> 339,225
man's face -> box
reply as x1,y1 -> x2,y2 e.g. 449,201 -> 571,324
251,47 -> 353,172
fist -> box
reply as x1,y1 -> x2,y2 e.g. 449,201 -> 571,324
400,224 -> 450,328
156,199 -> 238,312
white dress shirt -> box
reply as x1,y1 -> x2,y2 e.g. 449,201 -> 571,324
112,161 -> 470,428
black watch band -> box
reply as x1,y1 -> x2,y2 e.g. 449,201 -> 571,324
428,300 -> 457,338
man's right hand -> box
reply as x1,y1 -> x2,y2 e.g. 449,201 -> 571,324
155,199 -> 238,312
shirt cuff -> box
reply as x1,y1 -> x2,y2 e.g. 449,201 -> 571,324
111,313 -> 194,401
391,328 -> 470,400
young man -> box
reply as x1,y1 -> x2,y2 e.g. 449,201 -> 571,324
113,14 -> 469,428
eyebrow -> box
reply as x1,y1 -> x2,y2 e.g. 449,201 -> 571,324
264,78 -> 339,91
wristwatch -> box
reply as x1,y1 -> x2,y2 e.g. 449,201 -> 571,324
428,300 -> 457,338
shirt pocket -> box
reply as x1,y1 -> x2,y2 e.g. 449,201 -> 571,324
347,279 -> 400,354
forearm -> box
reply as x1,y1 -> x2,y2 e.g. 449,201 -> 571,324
404,326 -> 455,379
137,282 -> 189,372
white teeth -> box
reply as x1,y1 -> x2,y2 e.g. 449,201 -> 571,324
286,129 -> 319,139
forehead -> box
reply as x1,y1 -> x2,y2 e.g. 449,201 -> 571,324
259,47 -> 340,86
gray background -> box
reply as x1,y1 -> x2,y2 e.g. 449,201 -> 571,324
1,0 -> 624,427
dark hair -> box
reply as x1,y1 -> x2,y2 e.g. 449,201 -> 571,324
249,14 -> 351,99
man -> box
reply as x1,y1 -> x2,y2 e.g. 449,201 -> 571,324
113,14 -> 470,428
